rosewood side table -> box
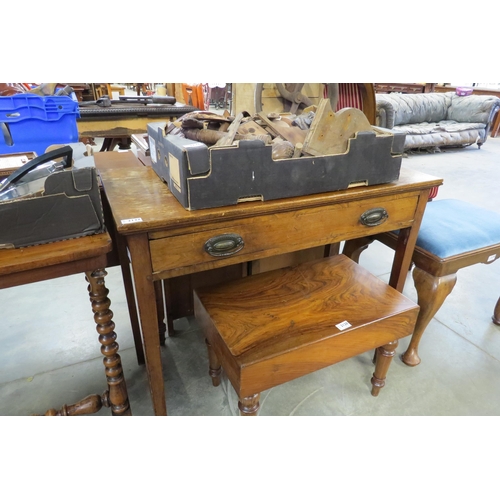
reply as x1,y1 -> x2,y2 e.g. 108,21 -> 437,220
0,232 -> 131,416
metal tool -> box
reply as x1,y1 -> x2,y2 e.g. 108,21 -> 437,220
78,96 -> 112,107
118,95 -> 176,105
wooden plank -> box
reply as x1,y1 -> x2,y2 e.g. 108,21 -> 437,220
257,112 -> 307,146
302,100 -> 373,156
215,112 -> 248,147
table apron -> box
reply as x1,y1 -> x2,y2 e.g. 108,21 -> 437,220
149,192 -> 421,279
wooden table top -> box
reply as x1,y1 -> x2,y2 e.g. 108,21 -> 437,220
0,232 -> 112,277
95,151 -> 443,235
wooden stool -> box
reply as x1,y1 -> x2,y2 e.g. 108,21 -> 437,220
343,199 -> 500,367
0,232 -> 131,416
194,254 -> 419,416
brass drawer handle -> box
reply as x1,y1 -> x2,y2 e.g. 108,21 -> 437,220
204,233 -> 244,257
360,207 -> 388,226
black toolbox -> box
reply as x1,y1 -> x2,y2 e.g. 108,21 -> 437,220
0,145 -> 105,249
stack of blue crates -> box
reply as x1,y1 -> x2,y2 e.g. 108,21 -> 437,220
0,94 -> 80,155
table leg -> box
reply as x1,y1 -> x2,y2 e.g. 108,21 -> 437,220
45,268 -> 133,416
112,230 -> 145,365
86,268 -> 131,416
389,190 -> 430,292
371,340 -> 398,396
154,280 -> 167,345
127,233 -> 167,416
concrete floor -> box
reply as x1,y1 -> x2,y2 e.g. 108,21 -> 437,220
1,132 -> 500,417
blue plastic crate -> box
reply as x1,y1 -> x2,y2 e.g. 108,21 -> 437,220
0,94 -> 80,155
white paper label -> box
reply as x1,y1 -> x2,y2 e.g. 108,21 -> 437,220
487,254 -> 497,263
150,137 -> 157,163
336,320 -> 352,331
0,155 -> 30,169
121,218 -> 143,224
169,153 -> 181,193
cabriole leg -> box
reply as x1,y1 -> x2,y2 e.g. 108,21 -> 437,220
402,267 -> 457,367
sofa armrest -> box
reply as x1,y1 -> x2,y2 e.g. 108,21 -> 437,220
376,100 -> 395,129
449,94 -> 500,124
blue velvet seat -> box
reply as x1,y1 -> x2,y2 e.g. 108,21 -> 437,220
415,199 -> 500,259
343,199 -> 500,366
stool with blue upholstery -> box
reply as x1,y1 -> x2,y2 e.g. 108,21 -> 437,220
343,199 -> 500,366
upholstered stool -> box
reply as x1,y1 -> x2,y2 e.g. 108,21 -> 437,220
343,199 -> 500,367
193,254 -> 419,416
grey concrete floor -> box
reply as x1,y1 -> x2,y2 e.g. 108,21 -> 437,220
1,133 -> 500,418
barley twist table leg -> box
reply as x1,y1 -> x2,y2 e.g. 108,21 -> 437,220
86,268 -> 132,416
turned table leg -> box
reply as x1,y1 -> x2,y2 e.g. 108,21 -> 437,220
238,394 -> 260,416
45,393 -> 110,416
402,267 -> 457,367
205,338 -> 222,387
86,268 -> 131,416
371,340 -> 398,396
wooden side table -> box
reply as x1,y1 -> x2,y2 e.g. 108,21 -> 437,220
96,151 -> 442,416
0,232 -> 131,416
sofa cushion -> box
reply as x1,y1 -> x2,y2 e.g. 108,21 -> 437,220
393,120 -> 486,149
393,120 -> 486,135
377,93 -> 451,126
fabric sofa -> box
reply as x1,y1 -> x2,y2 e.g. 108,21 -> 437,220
375,92 -> 500,151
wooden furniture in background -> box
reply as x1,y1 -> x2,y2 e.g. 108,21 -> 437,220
194,254 -> 420,416
433,85 -> 500,98
0,232 -> 131,416
234,83 -> 376,124
95,151 -> 442,416
77,105 -> 197,150
490,108 -> 500,138
374,83 -> 436,94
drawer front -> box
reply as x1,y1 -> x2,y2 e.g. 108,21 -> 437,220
150,193 -> 419,278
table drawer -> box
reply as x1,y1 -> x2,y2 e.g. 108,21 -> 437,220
150,193 -> 420,278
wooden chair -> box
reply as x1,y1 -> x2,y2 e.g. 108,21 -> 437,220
194,254 -> 419,416
343,199 -> 500,367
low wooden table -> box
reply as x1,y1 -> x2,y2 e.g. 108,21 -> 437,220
0,232 -> 131,416
77,104 -> 198,150
96,151 -> 442,416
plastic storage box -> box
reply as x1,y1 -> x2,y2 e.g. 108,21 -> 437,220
0,94 -> 79,155
456,87 -> 473,96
